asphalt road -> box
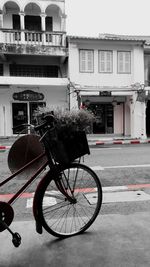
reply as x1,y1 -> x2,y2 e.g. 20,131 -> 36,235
1,143 -> 150,221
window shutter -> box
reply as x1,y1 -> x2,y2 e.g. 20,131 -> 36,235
80,50 -> 93,72
118,51 -> 131,73
87,51 -> 93,71
118,52 -> 124,73
125,52 -> 130,73
100,51 -> 105,72
99,51 -> 112,72
106,52 -> 112,72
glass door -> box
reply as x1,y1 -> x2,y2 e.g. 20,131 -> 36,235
29,102 -> 46,125
12,102 -> 46,134
12,103 -> 28,134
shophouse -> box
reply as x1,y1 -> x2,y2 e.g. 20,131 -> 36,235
67,34 -> 147,138
0,0 -> 68,136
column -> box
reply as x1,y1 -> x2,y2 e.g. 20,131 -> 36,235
19,12 -> 25,43
130,92 -> 146,139
41,13 -> 46,44
61,14 -> 67,32
0,11 -> 3,28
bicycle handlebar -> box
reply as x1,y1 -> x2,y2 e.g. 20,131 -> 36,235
12,115 -> 56,133
34,114 -> 56,132
12,123 -> 34,131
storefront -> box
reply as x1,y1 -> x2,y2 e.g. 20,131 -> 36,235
12,90 -> 46,134
80,93 -> 126,135
0,77 -> 69,136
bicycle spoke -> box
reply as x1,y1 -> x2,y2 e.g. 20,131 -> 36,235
39,163 -> 102,237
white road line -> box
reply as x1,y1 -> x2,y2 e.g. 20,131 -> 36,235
102,186 -> 128,192
88,164 -> 150,171
90,166 -> 105,171
91,148 -> 121,150
104,164 -> 150,169
103,190 -> 150,204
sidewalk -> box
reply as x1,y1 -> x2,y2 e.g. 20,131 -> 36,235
0,212 -> 150,267
87,134 -> 150,146
1,135 -> 150,150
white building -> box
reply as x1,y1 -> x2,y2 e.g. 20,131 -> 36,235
0,1 -> 150,139
0,0 -> 68,136
67,34 -> 147,138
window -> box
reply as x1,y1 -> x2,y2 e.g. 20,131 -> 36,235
25,15 -> 41,31
117,51 -> 131,73
10,64 -> 58,77
79,50 -> 94,72
99,50 -> 113,73
46,17 -> 53,31
13,14 -> 20,30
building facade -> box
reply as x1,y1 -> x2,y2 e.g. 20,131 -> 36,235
0,1 -> 150,139
68,35 -> 147,138
0,0 -> 68,136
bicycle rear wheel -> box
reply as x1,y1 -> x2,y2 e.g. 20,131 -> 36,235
38,163 -> 102,238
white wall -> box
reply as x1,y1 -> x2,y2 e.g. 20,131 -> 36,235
114,104 -> 123,134
69,41 -> 137,87
0,85 -> 68,136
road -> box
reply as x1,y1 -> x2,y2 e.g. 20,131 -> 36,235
1,143 -> 150,220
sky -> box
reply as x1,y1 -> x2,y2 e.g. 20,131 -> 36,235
65,0 -> 150,37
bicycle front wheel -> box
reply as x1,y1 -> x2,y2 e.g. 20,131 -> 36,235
38,163 -> 102,238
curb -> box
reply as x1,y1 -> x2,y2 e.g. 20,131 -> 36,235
1,139 -> 150,150
0,145 -> 11,150
0,184 -> 149,201
89,139 -> 150,146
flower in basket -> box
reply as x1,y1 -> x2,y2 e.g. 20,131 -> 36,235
34,107 -> 95,164
35,107 -> 95,133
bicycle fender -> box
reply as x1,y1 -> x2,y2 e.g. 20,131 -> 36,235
33,171 -> 51,222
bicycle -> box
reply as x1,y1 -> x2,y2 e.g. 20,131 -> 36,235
0,114 -> 102,247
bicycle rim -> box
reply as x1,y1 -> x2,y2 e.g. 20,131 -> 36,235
38,163 -> 102,238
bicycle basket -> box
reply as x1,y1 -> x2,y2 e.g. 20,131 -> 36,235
44,128 -> 90,165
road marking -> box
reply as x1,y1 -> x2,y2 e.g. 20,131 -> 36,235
90,166 -> 105,171
103,186 -> 128,192
102,164 -> 150,169
86,190 -> 150,204
85,164 -> 150,171
103,190 -> 150,203
91,147 -> 121,150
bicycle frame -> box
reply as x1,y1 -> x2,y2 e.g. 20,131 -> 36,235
0,152 -> 48,205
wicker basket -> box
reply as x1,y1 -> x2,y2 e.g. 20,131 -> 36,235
43,127 -> 90,165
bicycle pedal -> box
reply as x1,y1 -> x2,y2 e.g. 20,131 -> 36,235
12,232 -> 21,248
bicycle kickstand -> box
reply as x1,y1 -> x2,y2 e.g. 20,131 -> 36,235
0,220 -> 21,247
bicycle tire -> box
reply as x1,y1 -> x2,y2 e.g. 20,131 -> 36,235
37,163 -> 102,238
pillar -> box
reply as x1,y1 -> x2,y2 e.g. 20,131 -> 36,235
0,10 -> 3,28
19,12 -> 25,43
41,13 -> 46,44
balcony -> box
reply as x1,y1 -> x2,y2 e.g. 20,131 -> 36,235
0,29 -> 67,57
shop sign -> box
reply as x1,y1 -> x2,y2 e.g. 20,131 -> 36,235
99,91 -> 111,96
13,90 -> 44,101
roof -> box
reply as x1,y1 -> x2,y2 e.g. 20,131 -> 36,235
67,33 -> 150,44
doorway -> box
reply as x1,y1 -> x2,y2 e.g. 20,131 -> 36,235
88,103 -> 113,134
12,102 -> 45,134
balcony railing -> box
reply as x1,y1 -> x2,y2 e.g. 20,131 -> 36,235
0,29 -> 66,47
